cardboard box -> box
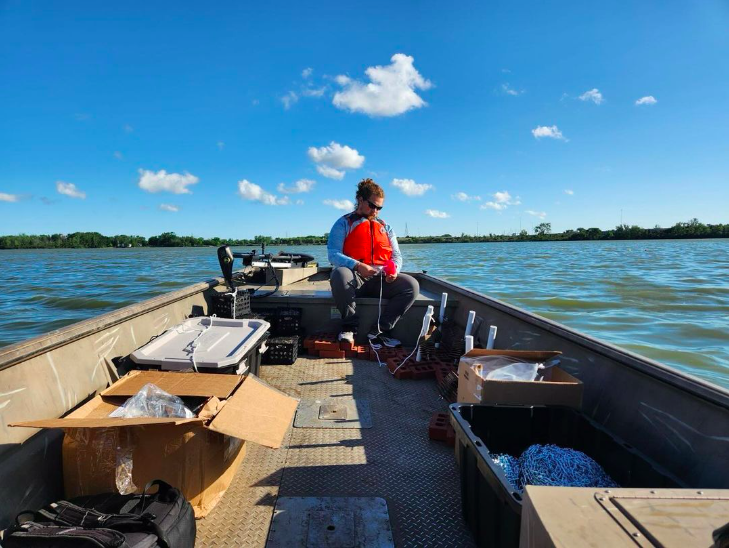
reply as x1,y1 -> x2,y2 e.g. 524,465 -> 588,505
13,370 -> 298,517
457,349 -> 583,409
520,485 -> 729,548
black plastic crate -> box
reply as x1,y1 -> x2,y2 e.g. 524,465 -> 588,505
264,336 -> 299,365
251,308 -> 278,332
449,404 -> 683,548
276,308 -> 302,336
210,288 -> 252,319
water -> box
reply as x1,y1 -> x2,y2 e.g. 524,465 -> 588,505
1,240 -> 727,388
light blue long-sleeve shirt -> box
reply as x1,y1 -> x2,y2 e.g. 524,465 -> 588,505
327,214 -> 403,273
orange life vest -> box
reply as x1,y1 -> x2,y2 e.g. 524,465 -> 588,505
342,214 -> 393,266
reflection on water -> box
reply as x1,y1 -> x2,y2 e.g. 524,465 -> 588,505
1,240 -> 727,388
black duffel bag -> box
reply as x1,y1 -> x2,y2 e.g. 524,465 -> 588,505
3,480 -> 195,548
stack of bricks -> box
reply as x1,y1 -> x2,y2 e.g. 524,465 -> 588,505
428,412 -> 455,446
302,332 -> 369,359
385,353 -> 456,381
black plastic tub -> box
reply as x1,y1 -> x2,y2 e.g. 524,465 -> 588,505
449,404 -> 684,548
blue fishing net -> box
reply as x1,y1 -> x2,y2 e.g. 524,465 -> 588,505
492,453 -> 522,492
491,444 -> 619,493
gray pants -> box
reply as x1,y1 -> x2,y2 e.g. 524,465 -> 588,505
329,266 -> 419,333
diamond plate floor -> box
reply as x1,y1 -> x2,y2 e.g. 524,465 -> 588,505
196,356 -> 476,548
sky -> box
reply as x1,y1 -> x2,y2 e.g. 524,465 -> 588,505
1,1 -> 728,239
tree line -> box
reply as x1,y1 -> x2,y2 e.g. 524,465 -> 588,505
0,219 -> 727,249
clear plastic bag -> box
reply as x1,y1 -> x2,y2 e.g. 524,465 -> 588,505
460,355 -> 541,382
109,383 -> 194,419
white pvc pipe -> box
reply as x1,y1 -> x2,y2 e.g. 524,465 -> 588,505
464,310 -> 476,338
438,292 -> 448,323
465,335 -> 474,354
416,305 -> 434,362
486,325 -> 498,350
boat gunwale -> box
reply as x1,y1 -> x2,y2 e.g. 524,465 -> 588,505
419,273 -> 729,407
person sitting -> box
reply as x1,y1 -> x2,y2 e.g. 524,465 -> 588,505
327,178 -> 420,349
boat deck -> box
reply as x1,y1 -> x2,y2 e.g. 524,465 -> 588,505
197,355 -> 475,547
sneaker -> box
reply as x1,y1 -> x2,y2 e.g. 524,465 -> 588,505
338,331 -> 355,344
367,331 -> 401,349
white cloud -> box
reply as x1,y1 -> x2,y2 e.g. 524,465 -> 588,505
425,209 -> 449,218
579,88 -> 603,105
296,199 -> 304,205
302,67 -> 313,79
277,179 -> 316,194
281,91 -> 298,110
564,189 -> 574,195
301,86 -> 327,98
481,201 -> 507,211
532,125 -> 567,141
324,199 -> 354,211
392,178 -> 433,196
113,151 -> 123,160
481,190 -> 520,210
452,192 -> 481,201
333,53 -> 433,117
237,179 -> 289,205
635,95 -> 657,106
56,181 -> 86,199
308,142 -> 365,169
138,169 -> 199,194
316,165 -> 345,180
526,210 -> 547,220
0,192 -> 20,202
159,203 -> 179,212
501,83 -> 523,96
217,141 -> 225,150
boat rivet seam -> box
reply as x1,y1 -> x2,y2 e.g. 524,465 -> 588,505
632,532 -> 641,538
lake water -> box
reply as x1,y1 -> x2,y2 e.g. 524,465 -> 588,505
1,240 -> 727,388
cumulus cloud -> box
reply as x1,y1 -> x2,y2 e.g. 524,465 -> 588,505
526,210 -> 547,220
308,142 -> 365,169
579,88 -> 603,105
281,91 -> 298,110
159,204 -> 179,212
564,189 -> 574,195
238,179 -> 289,205
316,165 -> 345,180
308,141 -> 364,180
56,181 -> 86,199
635,95 -> 657,106
0,192 -> 20,202
324,199 -> 354,211
501,83 -> 523,96
425,209 -> 449,218
301,86 -> 327,98
277,179 -> 316,194
532,125 -> 567,141
138,169 -> 199,194
452,192 -> 481,201
392,178 -> 433,196
481,190 -> 520,211
333,53 -> 433,117
302,67 -> 313,79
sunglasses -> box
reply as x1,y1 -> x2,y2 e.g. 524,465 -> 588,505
366,199 -> 383,211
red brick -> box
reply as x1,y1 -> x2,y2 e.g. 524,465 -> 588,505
345,350 -> 357,359
314,340 -> 341,351
339,339 -> 354,351
303,336 -> 316,349
319,350 -> 346,359
428,412 -> 449,441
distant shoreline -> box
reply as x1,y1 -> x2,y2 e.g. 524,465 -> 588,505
1,220 -> 726,249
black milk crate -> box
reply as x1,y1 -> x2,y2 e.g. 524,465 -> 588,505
449,404 -> 683,548
276,307 -> 302,336
264,336 -> 299,365
250,308 -> 278,332
210,288 -> 252,319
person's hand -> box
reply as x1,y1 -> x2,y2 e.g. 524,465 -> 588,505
356,262 -> 378,279
385,273 -> 397,283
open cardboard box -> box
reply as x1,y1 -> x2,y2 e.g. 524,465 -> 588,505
12,370 -> 299,517
457,349 -> 583,409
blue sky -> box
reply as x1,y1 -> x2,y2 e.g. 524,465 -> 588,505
1,1 -> 728,239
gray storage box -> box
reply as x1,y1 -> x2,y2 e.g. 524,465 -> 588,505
130,317 -> 270,374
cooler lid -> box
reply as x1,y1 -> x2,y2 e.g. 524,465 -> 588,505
130,317 -> 270,369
